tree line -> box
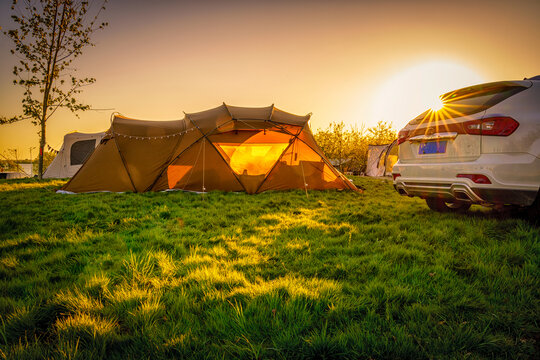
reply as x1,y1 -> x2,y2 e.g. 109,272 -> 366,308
313,120 -> 396,174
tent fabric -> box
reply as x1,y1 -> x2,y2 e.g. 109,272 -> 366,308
366,141 -> 398,177
43,132 -> 105,178
62,105 -> 358,194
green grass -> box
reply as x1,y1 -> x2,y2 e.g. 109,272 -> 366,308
0,177 -> 538,359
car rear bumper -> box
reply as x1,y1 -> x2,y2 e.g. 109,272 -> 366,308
393,181 -> 537,206
393,153 -> 540,206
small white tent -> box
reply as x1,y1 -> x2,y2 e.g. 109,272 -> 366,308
366,141 -> 398,177
43,132 -> 105,178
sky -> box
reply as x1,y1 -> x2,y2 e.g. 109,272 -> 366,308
1,0 -> 539,159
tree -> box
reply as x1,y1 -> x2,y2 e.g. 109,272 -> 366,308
314,122 -> 368,173
366,120 -> 396,145
33,151 -> 56,175
346,125 -> 369,172
314,120 -> 396,173
314,121 -> 348,171
1,0 -> 107,178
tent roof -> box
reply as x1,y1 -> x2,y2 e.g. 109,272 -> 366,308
188,104 -> 311,125
112,115 -> 186,137
110,104 -> 311,137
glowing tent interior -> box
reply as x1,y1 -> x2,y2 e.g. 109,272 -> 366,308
61,104 -> 358,194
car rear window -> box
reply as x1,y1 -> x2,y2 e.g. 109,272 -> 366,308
409,82 -> 528,125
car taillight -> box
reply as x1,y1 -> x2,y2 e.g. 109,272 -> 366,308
457,174 -> 492,184
397,130 -> 409,145
392,173 -> 401,180
463,116 -> 519,136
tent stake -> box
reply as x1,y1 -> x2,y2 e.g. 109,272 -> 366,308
300,153 -> 308,198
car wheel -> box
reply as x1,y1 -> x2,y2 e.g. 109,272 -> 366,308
425,197 -> 471,213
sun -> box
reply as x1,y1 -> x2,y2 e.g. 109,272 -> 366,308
428,96 -> 444,112
371,60 -> 485,129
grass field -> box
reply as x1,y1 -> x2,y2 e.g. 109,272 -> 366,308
0,177 -> 538,359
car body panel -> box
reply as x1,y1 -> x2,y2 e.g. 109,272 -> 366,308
481,83 -> 540,156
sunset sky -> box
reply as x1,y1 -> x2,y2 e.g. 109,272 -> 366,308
1,0 -> 539,159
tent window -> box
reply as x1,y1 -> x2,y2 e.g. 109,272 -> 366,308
70,139 -> 96,165
216,143 -> 289,176
213,130 -> 292,176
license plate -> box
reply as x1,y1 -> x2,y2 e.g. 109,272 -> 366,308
418,141 -> 447,154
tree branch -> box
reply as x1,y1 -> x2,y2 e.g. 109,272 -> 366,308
0,115 -> 32,125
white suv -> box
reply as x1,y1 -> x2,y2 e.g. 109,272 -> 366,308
392,76 -> 540,215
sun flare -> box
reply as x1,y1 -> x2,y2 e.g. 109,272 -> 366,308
429,96 -> 444,112
371,61 -> 485,129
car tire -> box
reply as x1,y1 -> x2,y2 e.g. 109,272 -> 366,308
425,197 -> 471,213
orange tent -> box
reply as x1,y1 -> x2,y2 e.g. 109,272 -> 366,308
62,104 -> 357,194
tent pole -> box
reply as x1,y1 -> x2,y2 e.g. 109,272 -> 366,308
294,130 -> 357,191
205,138 -> 247,193
254,135 -> 299,194
146,117 -> 239,192
178,139 -> 204,192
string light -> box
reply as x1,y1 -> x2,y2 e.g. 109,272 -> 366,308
112,127 -> 197,139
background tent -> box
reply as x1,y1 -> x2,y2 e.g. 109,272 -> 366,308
62,104 -> 357,194
44,132 -> 105,178
366,141 -> 398,177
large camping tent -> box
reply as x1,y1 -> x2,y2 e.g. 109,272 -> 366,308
62,104 -> 357,194
44,132 -> 105,178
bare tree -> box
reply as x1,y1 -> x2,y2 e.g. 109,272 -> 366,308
1,0 -> 107,178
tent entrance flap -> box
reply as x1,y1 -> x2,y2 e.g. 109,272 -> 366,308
165,139 -> 244,192
211,130 -> 293,193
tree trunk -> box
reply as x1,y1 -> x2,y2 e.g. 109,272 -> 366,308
38,118 -> 46,179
